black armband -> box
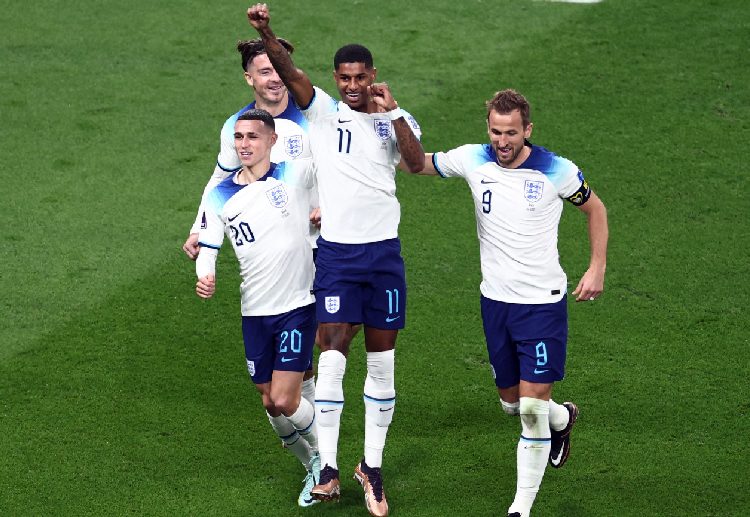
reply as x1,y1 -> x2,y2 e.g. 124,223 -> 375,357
566,179 -> 591,206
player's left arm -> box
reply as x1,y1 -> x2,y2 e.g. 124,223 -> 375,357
571,190 -> 608,302
369,82 -> 424,173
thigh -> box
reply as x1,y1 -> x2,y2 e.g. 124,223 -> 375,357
270,370 -> 305,403
364,326 -> 398,353
512,297 -> 568,384
317,322 -> 355,356
481,295 -> 519,389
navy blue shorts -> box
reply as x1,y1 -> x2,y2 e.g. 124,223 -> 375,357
480,295 -> 568,388
314,237 -> 406,330
242,303 -> 317,385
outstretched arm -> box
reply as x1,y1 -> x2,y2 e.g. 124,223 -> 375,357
419,153 -> 440,176
571,191 -> 608,302
369,82 -> 424,173
247,4 -> 314,108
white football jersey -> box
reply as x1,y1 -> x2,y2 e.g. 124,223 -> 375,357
198,161 -> 315,316
433,144 -> 588,304
301,86 -> 422,244
192,98 -> 319,247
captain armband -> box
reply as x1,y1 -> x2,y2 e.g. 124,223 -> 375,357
566,179 -> 591,206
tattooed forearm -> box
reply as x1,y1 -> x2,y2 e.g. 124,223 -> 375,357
393,118 -> 425,173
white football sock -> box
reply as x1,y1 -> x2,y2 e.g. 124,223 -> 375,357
315,350 -> 346,470
548,399 -> 570,432
287,397 -> 318,454
267,411 -> 312,468
301,375 -> 316,408
363,349 -> 396,468
508,397 -> 551,517
501,399 -> 520,416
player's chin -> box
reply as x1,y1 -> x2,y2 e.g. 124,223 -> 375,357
265,87 -> 286,99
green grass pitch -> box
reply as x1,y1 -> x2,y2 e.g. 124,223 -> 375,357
1,0 -> 748,515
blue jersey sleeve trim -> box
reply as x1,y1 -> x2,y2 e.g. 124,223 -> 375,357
198,241 -> 221,250
432,154 -> 447,178
217,161 -> 242,173
298,88 -> 315,111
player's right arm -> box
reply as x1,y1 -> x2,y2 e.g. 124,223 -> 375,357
423,145 -> 490,178
183,164 -> 230,259
195,190 -> 226,299
419,153 -> 441,176
183,115 -> 241,260
247,4 -> 314,108
195,272 -> 216,299
195,238 -> 218,299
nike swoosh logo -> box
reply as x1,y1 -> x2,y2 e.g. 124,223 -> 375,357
533,368 -> 550,374
338,118 -> 351,123
385,316 -> 400,323
379,407 -> 394,412
280,357 -> 297,363
480,179 -> 499,184
320,408 -> 338,413
228,213 -> 241,221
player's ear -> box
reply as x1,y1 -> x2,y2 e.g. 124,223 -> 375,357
270,131 -> 278,146
244,71 -> 254,88
371,67 -> 377,81
524,122 -> 533,139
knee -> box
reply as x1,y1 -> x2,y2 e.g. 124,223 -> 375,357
260,392 -> 277,414
270,392 -> 298,416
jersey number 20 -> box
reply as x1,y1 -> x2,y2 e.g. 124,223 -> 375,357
229,222 -> 255,246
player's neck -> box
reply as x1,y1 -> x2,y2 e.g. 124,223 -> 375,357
238,160 -> 272,184
501,145 -> 532,169
255,93 -> 288,117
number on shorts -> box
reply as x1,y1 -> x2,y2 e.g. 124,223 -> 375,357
535,341 -> 548,367
279,329 -> 303,354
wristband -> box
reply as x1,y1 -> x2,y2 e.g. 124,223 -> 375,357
386,107 -> 404,121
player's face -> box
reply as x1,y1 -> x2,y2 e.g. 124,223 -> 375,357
487,109 -> 533,168
234,119 -> 277,168
245,53 -> 287,105
333,62 -> 376,111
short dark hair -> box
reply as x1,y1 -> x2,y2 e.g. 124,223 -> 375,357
486,89 -> 531,128
236,37 -> 294,71
333,44 -> 373,69
237,108 -> 275,131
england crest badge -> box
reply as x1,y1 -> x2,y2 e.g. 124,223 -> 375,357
266,184 -> 289,208
524,180 -> 544,203
284,135 -> 303,158
374,119 -> 392,141
325,296 -> 340,314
